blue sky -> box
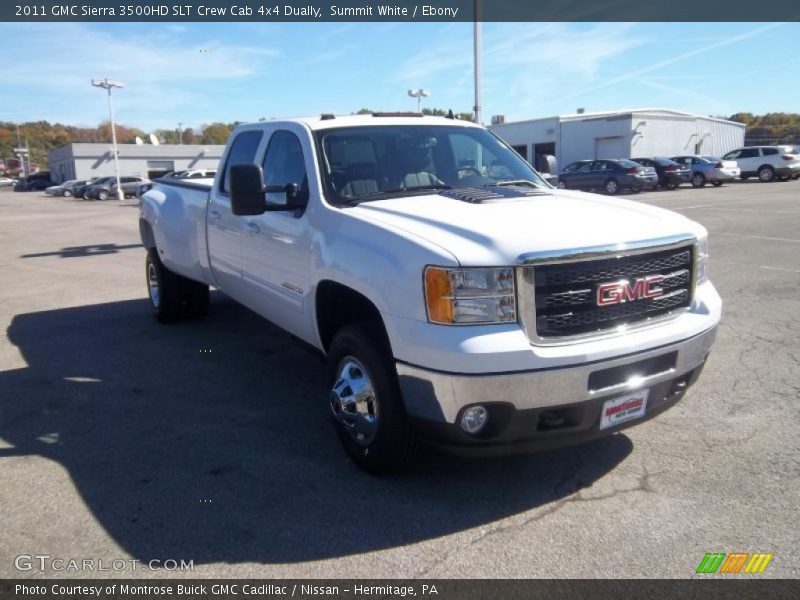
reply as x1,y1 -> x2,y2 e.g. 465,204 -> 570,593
1,21 -> 798,131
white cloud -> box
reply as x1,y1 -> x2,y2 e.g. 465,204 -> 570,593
0,23 -> 279,128
394,23 -> 643,118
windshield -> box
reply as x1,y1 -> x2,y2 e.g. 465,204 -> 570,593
315,125 -> 550,204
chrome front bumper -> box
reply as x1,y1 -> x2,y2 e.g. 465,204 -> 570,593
396,325 -> 717,424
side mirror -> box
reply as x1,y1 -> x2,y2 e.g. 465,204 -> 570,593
542,173 -> 559,187
230,164 -> 267,215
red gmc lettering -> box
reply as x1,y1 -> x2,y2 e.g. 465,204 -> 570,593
596,275 -> 665,306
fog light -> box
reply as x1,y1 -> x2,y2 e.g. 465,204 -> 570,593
460,405 -> 489,434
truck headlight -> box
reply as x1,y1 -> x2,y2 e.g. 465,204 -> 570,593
424,267 -> 516,324
695,237 -> 709,284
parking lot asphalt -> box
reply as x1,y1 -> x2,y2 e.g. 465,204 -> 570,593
0,181 -> 798,579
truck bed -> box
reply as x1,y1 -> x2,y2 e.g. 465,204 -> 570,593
140,178 -> 215,285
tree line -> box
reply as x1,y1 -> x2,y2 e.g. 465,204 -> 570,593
727,113 -> 800,145
0,120 -> 241,172
4,111 -> 794,173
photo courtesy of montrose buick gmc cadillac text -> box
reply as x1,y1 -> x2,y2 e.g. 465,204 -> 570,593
139,114 -> 721,474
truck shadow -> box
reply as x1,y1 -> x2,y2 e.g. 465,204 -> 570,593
0,296 -> 632,564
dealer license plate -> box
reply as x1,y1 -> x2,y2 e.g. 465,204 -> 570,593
599,389 -> 649,430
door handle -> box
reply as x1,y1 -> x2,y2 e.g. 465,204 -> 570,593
245,221 -> 260,235
209,210 -> 221,221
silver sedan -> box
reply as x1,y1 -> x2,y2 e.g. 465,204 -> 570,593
671,155 -> 740,188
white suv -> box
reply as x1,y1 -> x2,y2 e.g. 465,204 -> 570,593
722,146 -> 800,182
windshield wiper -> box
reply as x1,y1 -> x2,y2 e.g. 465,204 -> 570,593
339,183 -> 452,204
488,180 -> 543,188
380,184 -> 452,193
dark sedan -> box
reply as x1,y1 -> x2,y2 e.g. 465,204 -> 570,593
631,157 -> 691,190
13,175 -> 54,191
74,176 -> 113,199
558,159 -> 658,195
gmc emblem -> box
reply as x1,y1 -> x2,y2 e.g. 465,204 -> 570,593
596,275 -> 664,307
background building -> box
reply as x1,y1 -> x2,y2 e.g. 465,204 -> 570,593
489,109 -> 746,172
47,143 -> 225,182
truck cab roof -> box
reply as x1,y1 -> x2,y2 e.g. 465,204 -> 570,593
238,114 -> 483,132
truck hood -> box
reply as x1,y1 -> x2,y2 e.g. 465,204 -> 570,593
350,189 -> 705,265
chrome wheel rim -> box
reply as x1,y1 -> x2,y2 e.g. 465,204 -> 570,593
606,180 -> 617,194
693,174 -> 703,186
759,169 -> 773,182
330,356 -> 379,447
147,261 -> 160,307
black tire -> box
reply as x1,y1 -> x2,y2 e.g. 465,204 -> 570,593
604,178 -> 619,195
691,173 -> 706,188
98,189 -> 109,200
758,166 -> 775,183
327,322 -> 416,475
145,248 -> 209,323
711,181 -> 723,187
777,174 -> 790,182
63,190 -> 72,197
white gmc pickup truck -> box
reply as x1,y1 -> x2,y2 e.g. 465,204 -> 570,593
139,114 -> 721,473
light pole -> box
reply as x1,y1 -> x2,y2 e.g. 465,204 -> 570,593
473,0 -> 483,125
407,89 -> 430,112
178,122 -> 183,145
91,78 -> 125,200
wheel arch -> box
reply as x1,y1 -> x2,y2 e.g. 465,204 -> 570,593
139,218 -> 156,250
315,280 -> 390,354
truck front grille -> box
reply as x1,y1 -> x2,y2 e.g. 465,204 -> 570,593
527,245 -> 694,340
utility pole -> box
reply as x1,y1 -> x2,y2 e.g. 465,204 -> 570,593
473,0 -> 483,125
178,122 -> 183,145
91,78 -> 125,200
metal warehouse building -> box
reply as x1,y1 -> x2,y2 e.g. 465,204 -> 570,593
489,108 -> 745,173
47,143 -> 225,183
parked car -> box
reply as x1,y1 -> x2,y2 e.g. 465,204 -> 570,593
13,172 -> 54,191
73,177 -> 112,199
44,179 -> 91,197
722,146 -> 800,182
85,176 -> 150,200
558,159 -> 658,194
177,169 -> 218,180
0,177 -> 17,187
631,157 -> 691,190
140,115 -> 720,473
670,156 -> 739,188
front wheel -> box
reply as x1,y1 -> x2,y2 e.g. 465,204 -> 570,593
327,322 -> 416,475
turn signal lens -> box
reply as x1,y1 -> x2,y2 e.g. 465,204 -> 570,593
695,237 -> 709,284
425,267 -> 454,324
424,267 -> 516,325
